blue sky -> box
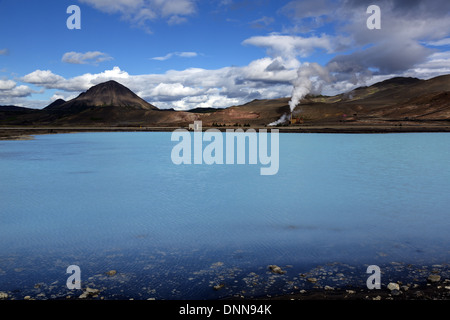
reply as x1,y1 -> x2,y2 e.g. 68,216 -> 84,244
1,0 -> 449,110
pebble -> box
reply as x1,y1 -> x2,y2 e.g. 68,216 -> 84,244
213,284 -> 225,291
0,292 -> 8,299
268,265 -> 286,275
79,287 -> 100,299
106,270 -> 117,276
307,278 -> 317,283
390,289 -> 401,296
427,274 -> 441,283
387,282 -> 400,291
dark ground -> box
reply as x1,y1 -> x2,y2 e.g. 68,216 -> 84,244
1,123 -> 450,141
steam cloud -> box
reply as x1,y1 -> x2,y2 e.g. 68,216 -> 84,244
289,62 -> 330,112
268,113 -> 289,126
269,62 -> 330,126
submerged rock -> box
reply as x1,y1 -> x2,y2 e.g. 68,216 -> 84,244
213,284 -> 225,291
79,287 -> 100,299
427,274 -> 441,283
391,289 -> 401,296
387,283 -> 400,291
268,265 -> 286,275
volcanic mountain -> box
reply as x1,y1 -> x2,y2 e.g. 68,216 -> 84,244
45,80 -> 157,112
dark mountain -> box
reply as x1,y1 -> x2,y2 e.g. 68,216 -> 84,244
45,99 -> 66,110
45,80 -> 157,112
186,107 -> 220,113
371,76 -> 423,88
0,105 -> 35,112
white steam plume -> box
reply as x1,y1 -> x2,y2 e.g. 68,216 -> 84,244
289,62 -> 330,112
268,62 -> 331,126
268,113 -> 289,126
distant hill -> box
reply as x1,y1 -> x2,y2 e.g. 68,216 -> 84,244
45,99 -> 66,110
44,80 -> 158,112
186,107 -> 220,113
0,105 -> 35,112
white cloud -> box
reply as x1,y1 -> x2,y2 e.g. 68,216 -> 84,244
250,16 -> 275,29
0,79 -> 35,102
401,51 -> 450,79
151,82 -> 203,99
62,51 -> 113,65
0,79 -> 16,90
151,53 -> 173,61
426,38 -> 450,47
5,85 -> 33,97
239,57 -> 298,82
0,48 -> 9,56
0,82 -> 34,101
242,34 -> 336,61
167,15 -> 188,25
79,0 -> 196,32
151,51 -> 198,61
21,70 -> 65,85
21,67 -> 129,92
49,92 -> 78,102
178,52 -> 198,58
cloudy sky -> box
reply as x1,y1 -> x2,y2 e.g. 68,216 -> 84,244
0,0 -> 449,110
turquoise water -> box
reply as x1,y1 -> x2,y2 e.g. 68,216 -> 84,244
0,132 -> 449,299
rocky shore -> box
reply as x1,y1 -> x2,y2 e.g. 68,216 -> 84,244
0,262 -> 448,301
1,123 -> 450,141
255,262 -> 450,301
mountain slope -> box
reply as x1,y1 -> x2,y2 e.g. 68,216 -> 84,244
45,80 -> 157,112
0,105 -> 36,112
283,75 -> 450,124
45,99 -> 66,110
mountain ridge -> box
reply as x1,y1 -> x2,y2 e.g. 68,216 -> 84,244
1,74 -> 449,127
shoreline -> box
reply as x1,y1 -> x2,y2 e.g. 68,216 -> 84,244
1,124 -> 450,140
0,261 -> 448,301
243,261 -> 450,301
